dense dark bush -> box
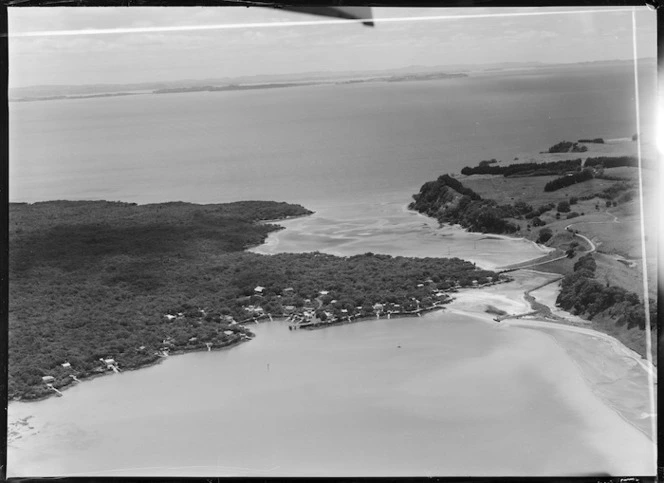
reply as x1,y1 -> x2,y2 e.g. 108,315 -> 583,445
548,141 -> 588,153
557,201 -> 571,213
557,254 -> 657,358
461,159 -> 582,177
537,228 -> 553,244
585,156 -> 638,169
9,200 -> 504,400
544,168 -> 594,192
410,176 -> 520,234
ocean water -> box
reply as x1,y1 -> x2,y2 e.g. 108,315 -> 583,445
7,62 -> 657,477
9,62 -> 655,209
7,315 -> 654,477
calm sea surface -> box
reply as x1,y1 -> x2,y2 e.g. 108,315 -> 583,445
8,63 -> 656,476
9,63 -> 655,209
7,316 -> 653,476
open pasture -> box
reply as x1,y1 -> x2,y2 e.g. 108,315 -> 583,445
461,175 -> 623,206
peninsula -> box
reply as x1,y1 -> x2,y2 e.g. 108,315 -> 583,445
9,199 -> 502,400
409,137 -> 657,360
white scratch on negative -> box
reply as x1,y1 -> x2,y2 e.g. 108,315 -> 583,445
7,8 -> 633,38
631,6 -> 658,456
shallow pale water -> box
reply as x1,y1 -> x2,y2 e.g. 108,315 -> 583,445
251,195 -> 550,269
7,314 -> 653,477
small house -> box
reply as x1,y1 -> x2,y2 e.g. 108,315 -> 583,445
254,286 -> 265,294
164,314 -> 177,321
319,290 -> 329,296
42,375 -> 55,384
224,330 -> 234,336
61,362 -> 71,368
472,280 -> 479,287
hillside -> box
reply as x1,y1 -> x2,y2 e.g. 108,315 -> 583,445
409,139 -> 657,360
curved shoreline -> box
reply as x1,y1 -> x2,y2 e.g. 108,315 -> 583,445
9,337 -> 250,404
446,273 -> 656,441
9,197 -> 655,462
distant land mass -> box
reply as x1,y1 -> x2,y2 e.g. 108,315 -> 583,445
9,57 -> 654,102
10,71 -> 468,102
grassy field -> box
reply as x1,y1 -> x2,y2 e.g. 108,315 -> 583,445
462,175 -> 625,206
457,138 -> 656,303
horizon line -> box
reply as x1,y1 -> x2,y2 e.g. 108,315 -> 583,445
8,57 -> 656,92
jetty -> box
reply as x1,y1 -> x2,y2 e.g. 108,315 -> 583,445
45,383 -> 63,397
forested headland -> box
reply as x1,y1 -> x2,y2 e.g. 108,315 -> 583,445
9,200 -> 503,400
557,254 -> 657,359
409,174 -> 524,234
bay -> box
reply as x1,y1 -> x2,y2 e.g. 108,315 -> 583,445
8,315 -> 654,477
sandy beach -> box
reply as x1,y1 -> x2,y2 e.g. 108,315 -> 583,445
446,269 -> 657,452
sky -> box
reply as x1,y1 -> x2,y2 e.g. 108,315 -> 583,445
8,6 -> 657,88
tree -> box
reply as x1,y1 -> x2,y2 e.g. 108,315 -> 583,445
557,201 -> 571,213
537,228 -> 553,244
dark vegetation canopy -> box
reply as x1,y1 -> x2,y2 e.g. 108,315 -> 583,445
547,141 -> 588,153
460,158 -> 582,177
409,174 -> 524,234
544,168 -> 594,192
557,254 -> 657,359
9,200 -> 502,400
584,156 -> 639,169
